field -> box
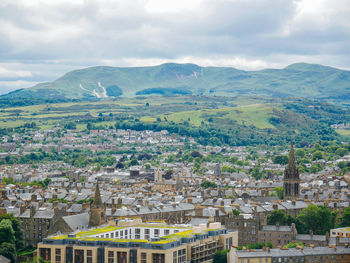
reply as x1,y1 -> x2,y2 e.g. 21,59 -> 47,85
336,129 -> 350,136
0,95 -> 347,146
0,96 -> 270,129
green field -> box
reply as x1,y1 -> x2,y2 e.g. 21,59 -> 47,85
336,129 -> 350,136
0,95 -> 348,147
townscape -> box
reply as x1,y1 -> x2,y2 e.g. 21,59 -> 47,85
0,122 -> 349,262
1,1 -> 350,262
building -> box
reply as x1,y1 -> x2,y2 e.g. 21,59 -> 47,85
283,140 -> 300,201
258,223 -> 328,247
38,219 -> 237,263
229,246 -> 350,263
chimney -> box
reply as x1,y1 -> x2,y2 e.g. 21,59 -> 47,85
82,202 -> 90,210
195,205 -> 203,217
1,190 -> 8,200
30,206 -> 36,217
117,198 -> 122,208
31,194 -> 37,202
273,203 -> 278,210
20,205 -> 26,214
292,200 -> 296,205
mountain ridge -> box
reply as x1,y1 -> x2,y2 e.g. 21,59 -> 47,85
2,62 -> 350,101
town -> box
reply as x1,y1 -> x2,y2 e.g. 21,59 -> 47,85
0,125 -> 349,262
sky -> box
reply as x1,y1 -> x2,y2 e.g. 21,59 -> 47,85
0,0 -> 350,94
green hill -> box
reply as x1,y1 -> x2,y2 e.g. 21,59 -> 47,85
2,62 -> 350,101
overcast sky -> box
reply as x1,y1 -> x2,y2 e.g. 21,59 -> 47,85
1,0 -> 350,94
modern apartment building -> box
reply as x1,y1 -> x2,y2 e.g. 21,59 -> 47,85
38,219 -> 237,263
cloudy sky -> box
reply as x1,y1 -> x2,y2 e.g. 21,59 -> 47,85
0,0 -> 349,94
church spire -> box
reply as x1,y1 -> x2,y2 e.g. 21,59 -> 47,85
283,138 -> 300,200
287,138 -> 297,173
93,181 -> 103,208
89,180 -> 106,227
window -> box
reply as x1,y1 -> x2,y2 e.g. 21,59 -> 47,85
108,251 -> 114,263
136,228 -> 141,239
154,229 -> 159,237
152,253 -> 165,263
87,250 -> 92,263
165,229 -> 170,235
141,252 -> 147,263
40,248 -> 51,261
74,250 -> 84,263
117,251 -> 127,263
145,229 -> 150,239
55,248 -> 61,263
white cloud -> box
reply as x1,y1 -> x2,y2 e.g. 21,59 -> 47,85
0,66 -> 32,78
0,0 -> 349,92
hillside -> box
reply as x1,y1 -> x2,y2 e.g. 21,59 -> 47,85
1,63 -> 350,102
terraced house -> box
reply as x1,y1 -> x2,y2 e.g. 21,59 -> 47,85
38,218 -> 237,263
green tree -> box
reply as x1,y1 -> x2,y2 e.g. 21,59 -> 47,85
232,209 -> 240,216
212,249 -> 229,263
273,155 -> 288,165
296,205 -> 335,235
0,219 -> 15,245
295,149 -> 305,158
337,207 -> 350,227
267,210 -> 288,225
272,187 -> 284,200
0,242 -> 16,262
312,151 -> 324,160
201,180 -> 217,189
335,148 -> 348,157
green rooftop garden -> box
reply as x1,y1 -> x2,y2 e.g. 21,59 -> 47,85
47,225 -> 197,244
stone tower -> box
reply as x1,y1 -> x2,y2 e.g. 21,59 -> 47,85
89,181 -> 107,227
283,139 -> 300,200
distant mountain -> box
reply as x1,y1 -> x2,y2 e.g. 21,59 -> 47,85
2,62 -> 350,101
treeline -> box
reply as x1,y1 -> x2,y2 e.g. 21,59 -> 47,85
114,118 -> 338,146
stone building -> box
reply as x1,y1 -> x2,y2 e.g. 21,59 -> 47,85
258,223 -> 328,247
230,246 -> 350,263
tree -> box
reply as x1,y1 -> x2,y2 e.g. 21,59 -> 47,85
267,210 -> 289,225
337,207 -> 350,227
296,205 -> 335,235
335,148 -> 348,157
0,242 -> 16,262
212,249 -> 229,263
0,214 -> 24,250
273,155 -> 288,165
272,187 -> 284,200
0,219 -> 15,245
232,209 -> 240,216
0,217 -> 21,262
312,151 -> 324,160
201,180 -> 217,189
295,149 -> 305,158
251,166 -> 262,180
